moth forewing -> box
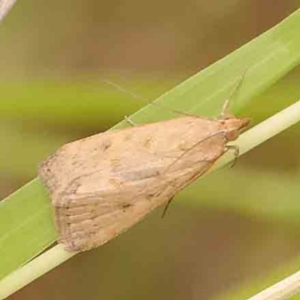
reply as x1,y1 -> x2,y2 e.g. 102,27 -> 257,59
39,115 -> 250,252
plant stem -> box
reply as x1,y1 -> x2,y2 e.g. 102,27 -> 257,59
0,245 -> 76,300
247,269 -> 300,300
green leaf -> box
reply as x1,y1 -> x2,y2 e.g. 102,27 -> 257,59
0,180 -> 56,280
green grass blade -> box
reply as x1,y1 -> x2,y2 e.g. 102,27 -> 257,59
1,7 -> 300,293
0,180 -> 56,280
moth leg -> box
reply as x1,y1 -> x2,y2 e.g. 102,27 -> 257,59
220,68 -> 249,119
161,196 -> 175,218
124,115 -> 137,127
225,144 -> 239,167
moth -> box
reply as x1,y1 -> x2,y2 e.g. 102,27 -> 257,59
39,75 -> 250,252
39,104 -> 249,252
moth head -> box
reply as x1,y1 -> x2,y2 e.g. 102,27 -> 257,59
223,116 -> 250,141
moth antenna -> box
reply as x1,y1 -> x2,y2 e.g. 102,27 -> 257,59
221,67 -> 249,119
103,79 -> 150,105
103,79 -> 197,118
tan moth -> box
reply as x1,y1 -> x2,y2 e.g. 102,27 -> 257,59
39,83 -> 250,252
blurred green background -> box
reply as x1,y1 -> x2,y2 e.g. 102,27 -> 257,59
2,0 -> 300,299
